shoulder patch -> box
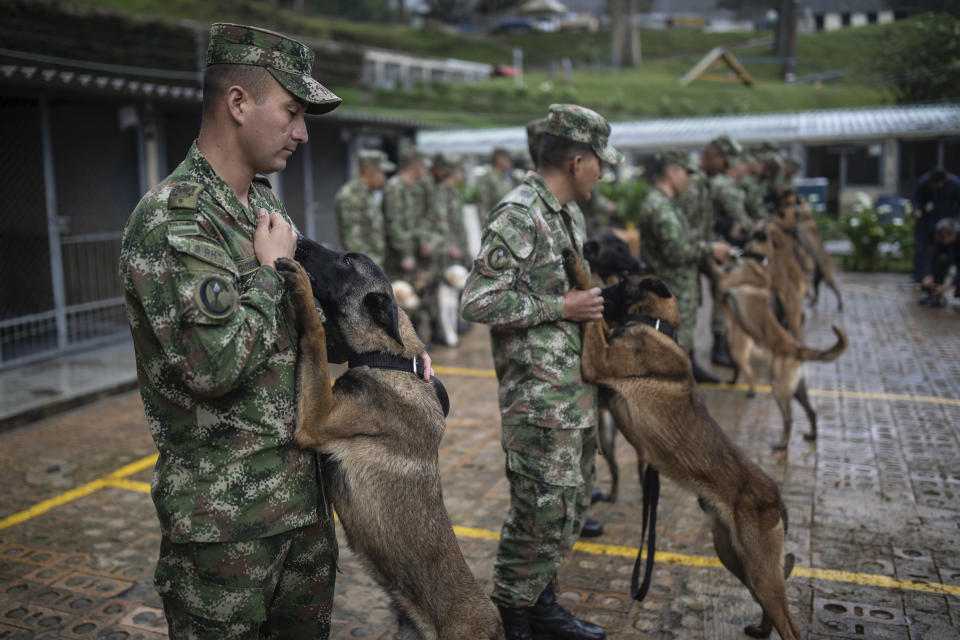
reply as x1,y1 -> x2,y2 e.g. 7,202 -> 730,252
169,235 -> 237,275
488,207 -> 535,260
167,220 -> 200,237
194,276 -> 238,320
486,245 -> 511,271
168,182 -> 204,210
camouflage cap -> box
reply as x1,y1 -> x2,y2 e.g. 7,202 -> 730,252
492,146 -> 511,159
206,23 -> 341,115
399,147 -> 426,165
657,149 -> 698,173
525,116 -> 548,164
544,104 -> 623,165
357,149 -> 396,173
709,134 -> 743,159
431,152 -> 458,171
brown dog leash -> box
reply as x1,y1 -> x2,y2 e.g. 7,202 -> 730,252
630,464 -> 660,601
347,352 -> 450,417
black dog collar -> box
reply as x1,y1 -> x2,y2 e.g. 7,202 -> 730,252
622,314 -> 678,343
739,250 -> 770,266
347,352 -> 450,417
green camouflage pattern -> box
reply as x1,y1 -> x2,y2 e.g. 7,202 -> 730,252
157,507 -> 336,638
356,149 -> 395,172
461,172 -> 598,431
740,173 -> 765,220
711,172 -> 753,234
334,177 -> 385,266
639,186 -> 712,351
711,133 -> 743,160
206,23 -> 341,115
434,180 -> 468,266
679,170 -> 713,242
120,142 -> 322,544
525,116 -> 548,165
475,164 -> 515,228
658,149 -> 698,173
543,103 -> 623,165
491,424 -> 597,607
381,173 -> 426,278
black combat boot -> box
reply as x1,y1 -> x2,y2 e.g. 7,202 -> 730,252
580,517 -> 604,538
529,583 -> 606,640
689,351 -> 719,384
498,605 -> 535,640
710,331 -> 733,367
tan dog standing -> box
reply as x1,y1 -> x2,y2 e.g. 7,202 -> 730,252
563,249 -> 801,640
275,238 -> 503,640
709,231 -> 848,449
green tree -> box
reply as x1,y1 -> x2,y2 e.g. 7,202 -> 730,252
872,13 -> 960,103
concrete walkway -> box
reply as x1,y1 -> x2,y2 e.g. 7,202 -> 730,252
0,272 -> 958,639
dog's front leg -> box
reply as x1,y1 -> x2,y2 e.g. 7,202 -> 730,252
275,258 -> 335,448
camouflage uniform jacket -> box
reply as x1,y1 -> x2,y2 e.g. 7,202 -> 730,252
475,165 -> 514,227
711,173 -> 752,232
119,142 -> 320,543
740,174 -> 765,221
461,173 -> 597,431
382,174 -> 422,275
678,170 -> 713,242
434,181 -> 468,265
335,177 -> 385,266
639,186 -> 712,292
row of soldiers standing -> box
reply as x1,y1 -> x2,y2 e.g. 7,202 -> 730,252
335,147 -> 500,344
638,134 -> 802,382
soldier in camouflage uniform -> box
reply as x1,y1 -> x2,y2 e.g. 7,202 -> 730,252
334,149 -> 395,266
119,24 -> 345,639
382,147 -> 428,280
640,150 -> 731,382
462,104 -> 621,640
739,151 -> 766,221
433,157 -> 469,267
475,147 -> 515,227
709,134 -> 753,242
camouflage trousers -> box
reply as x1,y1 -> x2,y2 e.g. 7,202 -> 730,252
155,505 -> 337,640
491,423 -> 597,608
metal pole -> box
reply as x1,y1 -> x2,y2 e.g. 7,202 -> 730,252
40,96 -> 68,350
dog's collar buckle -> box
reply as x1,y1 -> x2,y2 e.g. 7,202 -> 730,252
412,357 -> 418,376
624,314 -> 678,343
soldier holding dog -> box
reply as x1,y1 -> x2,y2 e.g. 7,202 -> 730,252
120,24 -> 343,639
463,103 -> 620,640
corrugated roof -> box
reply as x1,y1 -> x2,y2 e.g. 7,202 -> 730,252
417,104 -> 960,154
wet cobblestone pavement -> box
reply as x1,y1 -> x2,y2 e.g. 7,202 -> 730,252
1,272 -> 958,639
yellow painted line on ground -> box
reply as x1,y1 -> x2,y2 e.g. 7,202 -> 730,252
0,479 -> 107,530
3,458 -> 960,599
430,366 -> 960,408
433,365 -> 497,378
0,454 -> 157,531
455,526 -> 960,598
103,478 -> 151,493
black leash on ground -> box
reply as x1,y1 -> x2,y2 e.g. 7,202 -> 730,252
347,352 -> 450,417
630,464 -> 661,602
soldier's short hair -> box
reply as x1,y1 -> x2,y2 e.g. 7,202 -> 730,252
202,64 -> 274,119
537,133 -> 596,171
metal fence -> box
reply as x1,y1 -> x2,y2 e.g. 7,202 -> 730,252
0,95 -> 130,370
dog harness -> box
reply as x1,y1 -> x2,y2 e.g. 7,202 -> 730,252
347,352 -> 450,417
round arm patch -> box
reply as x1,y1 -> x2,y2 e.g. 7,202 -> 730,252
194,276 -> 238,319
486,245 -> 511,271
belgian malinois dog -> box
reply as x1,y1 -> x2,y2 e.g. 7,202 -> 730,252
563,249 -> 801,640
275,238 -> 503,640
709,230 -> 847,449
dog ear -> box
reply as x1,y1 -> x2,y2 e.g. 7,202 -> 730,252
363,292 -> 404,347
640,278 -> 673,299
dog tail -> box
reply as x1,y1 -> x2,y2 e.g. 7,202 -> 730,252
797,326 -> 847,362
